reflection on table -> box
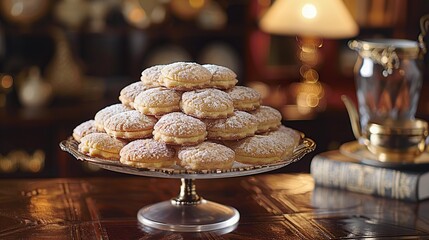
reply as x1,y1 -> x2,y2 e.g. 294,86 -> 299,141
0,173 -> 428,239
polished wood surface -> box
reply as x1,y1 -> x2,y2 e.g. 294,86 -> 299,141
1,173 -> 428,239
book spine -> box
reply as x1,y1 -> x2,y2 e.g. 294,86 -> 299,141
310,155 -> 420,201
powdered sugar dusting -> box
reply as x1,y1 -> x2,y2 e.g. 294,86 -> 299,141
181,89 -> 233,112
141,65 -> 164,86
161,62 -> 212,83
73,120 -> 101,139
120,82 -> 149,101
120,139 -> 175,161
266,125 -> 300,147
94,104 -> 131,123
178,142 -> 234,163
154,112 -> 206,136
205,111 -> 257,130
135,87 -> 181,107
229,135 -> 286,156
251,106 -> 282,124
81,132 -> 126,152
227,86 -> 261,102
203,64 -> 237,81
104,110 -> 157,131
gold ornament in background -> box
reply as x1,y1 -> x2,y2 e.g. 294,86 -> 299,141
170,0 -> 207,20
17,66 -> 52,108
0,0 -> 50,27
45,28 -> 83,98
122,0 -> 167,29
54,0 -> 89,30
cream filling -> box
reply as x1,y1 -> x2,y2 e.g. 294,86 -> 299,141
94,122 -> 105,131
235,155 -> 282,164
207,127 -> 256,140
139,105 -> 180,115
72,133 -> 82,142
79,145 -> 120,160
105,129 -> 153,139
257,123 -> 280,132
209,79 -> 238,88
120,159 -> 175,168
154,132 -> 206,145
181,159 -> 233,170
234,101 -> 260,110
119,95 -> 132,107
163,77 -> 208,88
181,104 -> 234,118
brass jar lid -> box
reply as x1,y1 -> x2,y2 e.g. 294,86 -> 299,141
349,39 -> 422,75
349,39 -> 420,58
367,119 -> 428,136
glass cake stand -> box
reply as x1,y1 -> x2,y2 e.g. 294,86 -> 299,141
60,136 -> 315,232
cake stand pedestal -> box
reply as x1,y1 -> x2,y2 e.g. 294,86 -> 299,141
138,178 -> 239,232
60,137 -> 315,232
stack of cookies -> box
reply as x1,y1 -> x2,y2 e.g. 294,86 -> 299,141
73,62 -> 301,171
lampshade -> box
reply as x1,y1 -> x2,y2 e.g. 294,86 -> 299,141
259,0 -> 358,38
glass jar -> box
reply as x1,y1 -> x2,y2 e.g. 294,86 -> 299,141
348,39 -> 423,132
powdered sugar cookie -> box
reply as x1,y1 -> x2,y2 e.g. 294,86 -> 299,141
94,104 -> 132,131
103,110 -> 157,140
78,132 -> 126,160
251,106 -> 282,133
119,81 -> 150,108
120,139 -> 176,168
265,125 -> 301,147
180,88 -> 234,119
140,65 -> 164,87
73,120 -> 103,142
134,87 -> 181,116
153,112 -> 207,146
161,62 -> 211,90
178,142 -> 235,170
227,86 -> 261,111
204,111 -> 258,140
203,64 -> 238,90
226,135 -> 292,165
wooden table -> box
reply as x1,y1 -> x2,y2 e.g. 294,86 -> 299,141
1,173 -> 428,239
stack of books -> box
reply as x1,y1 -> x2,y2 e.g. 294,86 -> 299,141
310,149 -> 429,202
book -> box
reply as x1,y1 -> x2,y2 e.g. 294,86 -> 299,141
312,186 -> 429,230
310,150 -> 429,202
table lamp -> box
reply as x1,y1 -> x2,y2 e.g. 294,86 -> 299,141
259,0 -> 358,118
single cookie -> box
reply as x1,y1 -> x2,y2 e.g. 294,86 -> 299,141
103,110 -> 157,140
140,65 -> 164,87
160,62 -> 211,90
73,120 -> 103,142
265,125 -> 301,147
134,87 -> 181,116
119,81 -> 150,108
251,106 -> 282,133
226,135 -> 291,165
94,104 -> 131,131
178,142 -> 235,170
120,139 -> 176,168
78,132 -> 126,160
227,86 -> 261,111
204,111 -> 258,140
153,112 -> 207,146
203,64 -> 238,90
180,89 -> 234,119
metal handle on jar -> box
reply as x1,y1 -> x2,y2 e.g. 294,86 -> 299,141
418,14 -> 429,59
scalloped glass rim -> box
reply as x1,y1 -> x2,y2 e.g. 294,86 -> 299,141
60,136 -> 316,179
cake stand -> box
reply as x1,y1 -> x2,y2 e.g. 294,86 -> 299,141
60,136 -> 315,232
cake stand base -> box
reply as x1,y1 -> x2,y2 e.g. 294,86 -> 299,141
137,178 -> 239,232
138,199 -> 239,232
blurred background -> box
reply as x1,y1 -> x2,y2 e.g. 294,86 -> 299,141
0,0 -> 428,178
